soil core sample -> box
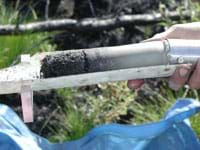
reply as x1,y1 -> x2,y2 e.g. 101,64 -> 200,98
40,48 -> 113,78
41,51 -> 86,77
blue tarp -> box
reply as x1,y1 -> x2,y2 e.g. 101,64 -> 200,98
0,98 -> 200,150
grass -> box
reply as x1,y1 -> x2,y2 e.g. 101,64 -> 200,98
49,82 -> 135,141
0,34 -> 55,68
48,88 -> 96,141
0,1 -> 56,68
48,82 -> 175,142
49,105 -> 95,142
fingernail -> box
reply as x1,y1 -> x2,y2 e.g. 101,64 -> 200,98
179,68 -> 189,78
168,80 -> 180,91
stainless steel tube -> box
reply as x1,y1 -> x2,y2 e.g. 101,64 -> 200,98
41,39 -> 200,77
84,40 -> 168,72
41,40 -> 169,77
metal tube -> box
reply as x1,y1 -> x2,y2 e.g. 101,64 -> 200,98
41,39 -> 200,78
2,39 -> 200,94
85,40 -> 169,72
41,40 -> 169,77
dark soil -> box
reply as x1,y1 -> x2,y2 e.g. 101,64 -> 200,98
5,0 -> 184,20
74,0 -> 165,18
41,51 -> 86,77
41,48 -> 115,78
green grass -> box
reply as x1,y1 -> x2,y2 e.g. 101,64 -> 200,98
49,105 -> 95,142
49,82 -> 135,142
0,0 -> 19,24
47,82 -> 176,142
0,1 -> 56,68
0,34 -> 55,68
48,88 -> 95,141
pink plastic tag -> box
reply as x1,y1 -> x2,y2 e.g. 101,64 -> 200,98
21,85 -> 33,123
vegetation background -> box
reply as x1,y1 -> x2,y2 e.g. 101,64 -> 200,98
0,0 -> 200,142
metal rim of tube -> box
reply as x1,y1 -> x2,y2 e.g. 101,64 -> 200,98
164,39 -> 185,64
164,39 -> 200,64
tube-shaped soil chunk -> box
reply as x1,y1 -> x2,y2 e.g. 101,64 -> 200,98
41,51 -> 86,77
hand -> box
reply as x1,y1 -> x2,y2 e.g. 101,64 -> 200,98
128,22 -> 200,90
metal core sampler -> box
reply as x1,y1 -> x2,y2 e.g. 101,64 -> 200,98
0,39 -> 199,122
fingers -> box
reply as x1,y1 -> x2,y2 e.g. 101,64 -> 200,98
168,64 -> 192,90
127,79 -> 144,90
144,26 -> 177,42
188,61 -> 200,89
169,60 -> 200,90
127,62 -> 199,91
145,23 -> 200,43
144,31 -> 170,42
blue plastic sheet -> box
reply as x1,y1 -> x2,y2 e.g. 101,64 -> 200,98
0,98 -> 200,150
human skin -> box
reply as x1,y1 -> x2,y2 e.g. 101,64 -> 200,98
127,22 -> 200,90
